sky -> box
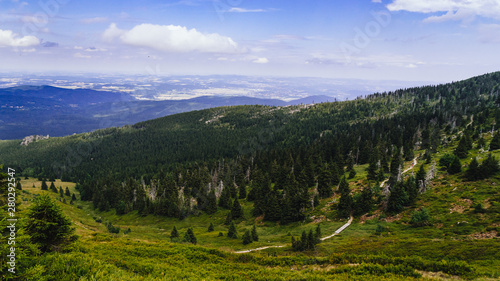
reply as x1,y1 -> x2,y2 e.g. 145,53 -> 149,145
1,0 -> 500,82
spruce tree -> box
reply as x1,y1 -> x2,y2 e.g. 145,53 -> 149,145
315,224 -> 321,244
170,226 -> 179,240
26,195 -> 74,252
71,193 -> 77,201
480,153 -> 499,178
50,181 -> 57,193
183,228 -> 197,244
227,221 -> 238,238
65,187 -> 70,197
230,198 -> 243,219
366,160 -> 378,181
489,131 -> 500,151
219,186 -> 232,209
251,225 -> 258,241
242,230 -> 252,245
16,181 -> 22,190
454,135 -> 469,158
386,182 -> 409,214
307,229 -> 315,250
415,164 -> 426,189
448,156 -> 462,174
208,222 -> 214,232
238,184 -> 247,199
337,177 -> 353,218
206,189 -> 217,215
41,180 -> 48,190
59,187 -> 64,197
465,157 -> 480,181
317,165 -> 332,198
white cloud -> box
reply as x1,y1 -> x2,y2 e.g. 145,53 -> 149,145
102,23 -> 240,53
372,0 -> 382,3
387,0 -> 500,21
0,28 -> 40,47
252,57 -> 269,64
228,7 -> 266,13
80,17 -> 108,24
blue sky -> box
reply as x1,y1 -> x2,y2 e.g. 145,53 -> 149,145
1,0 -> 500,82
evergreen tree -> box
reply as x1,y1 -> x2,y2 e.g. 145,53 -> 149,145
230,198 -> 243,219
251,225 -> 259,241
71,193 -> 77,201
242,230 -> 252,245
16,181 -> 22,190
348,168 -> 356,179
227,221 -> 238,238
331,163 -> 340,186
218,185 -> 232,209
50,181 -> 57,193
465,157 -> 480,181
479,153 -> 499,178
489,131 -> 500,151
26,195 -> 74,252
447,156 -> 462,174
386,182 -> 409,214
366,160 -> 378,181
116,200 -> 127,215
65,187 -> 70,197
238,184 -> 247,199
317,165 -> 332,198
183,228 -> 197,244
415,164 -> 426,190
206,189 -> 218,215
307,229 -> 315,250
41,180 -> 48,190
170,226 -> 179,240
208,222 -> 214,232
354,184 -> 374,216
315,224 -> 321,244
337,177 -> 353,218
454,135 -> 469,158
59,186 -> 64,197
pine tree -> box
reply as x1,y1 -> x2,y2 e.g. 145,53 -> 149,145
183,228 -> 197,244
447,156 -> 462,174
489,131 -> 500,151
65,187 -> 70,197
480,153 -> 499,178
386,182 -> 409,214
59,187 -> 64,197
251,225 -> 258,241
227,221 -> 238,238
230,198 -> 243,219
16,181 -> 22,190
465,157 -> 480,181
348,168 -> 356,179
317,165 -> 332,198
50,181 -> 57,193
242,230 -> 252,245
170,226 -> 179,240
71,193 -> 77,201
41,180 -> 48,190
337,177 -> 353,218
26,195 -> 74,252
366,160 -> 378,181
238,184 -> 247,199
208,222 -> 214,232
415,164 -> 426,190
454,135 -> 469,158
206,189 -> 217,214
315,224 -> 321,244
218,185 -> 232,209
307,229 -> 315,250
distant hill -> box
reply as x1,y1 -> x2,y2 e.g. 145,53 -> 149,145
0,85 -> 332,139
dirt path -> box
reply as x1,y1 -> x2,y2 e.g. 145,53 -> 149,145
380,156 -> 418,188
234,216 -> 354,253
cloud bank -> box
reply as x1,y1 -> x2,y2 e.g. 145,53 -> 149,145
387,0 -> 500,21
0,29 -> 40,47
103,23 -> 240,53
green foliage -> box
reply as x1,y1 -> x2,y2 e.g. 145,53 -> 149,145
25,195 -> 75,252
337,177 -> 352,218
116,200 -> 127,215
242,230 -> 252,245
227,221 -> 238,239
439,153 -> 455,168
489,131 -> 500,150
106,222 -> 120,234
410,208 -> 431,227
170,226 -> 179,240
386,182 -> 409,214
183,228 -> 197,244
208,222 -> 214,232
251,225 -> 258,242
41,180 -> 48,190
447,156 -> 462,174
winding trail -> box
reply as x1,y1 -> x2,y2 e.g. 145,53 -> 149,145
380,156 -> 418,188
234,216 -> 354,253
236,157 -> 418,254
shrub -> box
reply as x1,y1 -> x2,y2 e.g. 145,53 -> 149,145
410,208 -> 430,227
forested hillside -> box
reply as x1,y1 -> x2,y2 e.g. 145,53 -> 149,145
1,72 -> 500,223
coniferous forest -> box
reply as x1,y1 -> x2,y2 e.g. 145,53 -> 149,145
1,72 -> 500,280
